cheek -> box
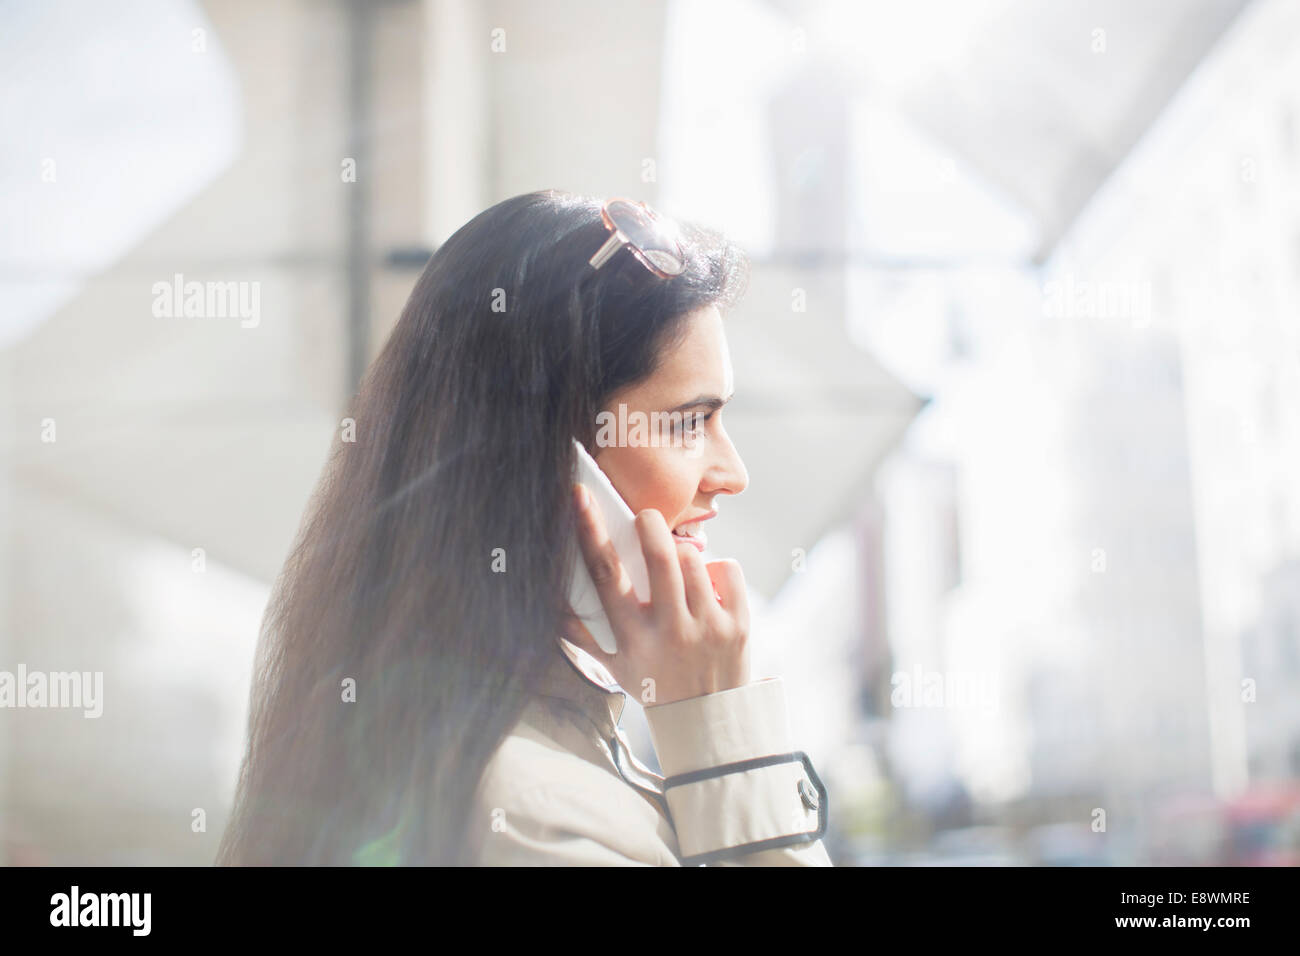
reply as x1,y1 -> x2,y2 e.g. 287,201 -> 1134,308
602,448 -> 696,518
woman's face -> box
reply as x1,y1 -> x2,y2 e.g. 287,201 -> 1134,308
592,304 -> 748,552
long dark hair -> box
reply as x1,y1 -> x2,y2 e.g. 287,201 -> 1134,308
215,189 -> 748,865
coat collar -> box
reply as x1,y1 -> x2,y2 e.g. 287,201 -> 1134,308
528,638 -> 671,817
526,636 -> 627,737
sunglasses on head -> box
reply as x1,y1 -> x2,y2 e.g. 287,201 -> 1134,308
587,197 -> 686,279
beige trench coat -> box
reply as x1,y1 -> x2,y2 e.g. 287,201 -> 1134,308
469,637 -> 833,866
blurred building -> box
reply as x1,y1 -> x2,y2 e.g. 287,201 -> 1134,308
1242,559 -> 1300,780
1047,0 -> 1300,809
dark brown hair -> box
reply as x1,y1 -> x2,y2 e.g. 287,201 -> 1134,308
215,189 -> 748,865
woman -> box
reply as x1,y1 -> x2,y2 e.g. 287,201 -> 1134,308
215,189 -> 831,866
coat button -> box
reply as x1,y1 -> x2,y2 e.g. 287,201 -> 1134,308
797,779 -> 819,811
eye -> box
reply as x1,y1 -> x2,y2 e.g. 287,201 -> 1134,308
678,410 -> 715,434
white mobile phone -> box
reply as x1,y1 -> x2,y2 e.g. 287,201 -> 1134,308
566,438 -> 651,655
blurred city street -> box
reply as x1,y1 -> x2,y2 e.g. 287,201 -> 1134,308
3,0 -> 1299,867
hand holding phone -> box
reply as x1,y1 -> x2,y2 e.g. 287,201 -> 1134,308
563,438 -> 752,704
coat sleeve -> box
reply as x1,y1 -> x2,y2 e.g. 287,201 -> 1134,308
642,677 -> 833,866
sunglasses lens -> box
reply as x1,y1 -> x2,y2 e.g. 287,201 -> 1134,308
605,199 -> 685,276
641,247 -> 685,274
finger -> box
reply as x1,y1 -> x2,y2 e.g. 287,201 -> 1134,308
634,509 -> 688,628
678,545 -> 715,617
572,483 -> 643,638
705,558 -> 749,633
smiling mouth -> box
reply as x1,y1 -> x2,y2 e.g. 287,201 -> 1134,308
671,519 -> 709,552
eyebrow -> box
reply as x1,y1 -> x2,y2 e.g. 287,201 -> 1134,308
666,391 -> 734,414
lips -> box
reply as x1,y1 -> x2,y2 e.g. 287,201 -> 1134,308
671,512 -> 715,552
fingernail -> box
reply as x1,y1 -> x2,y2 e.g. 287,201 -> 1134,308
573,483 -> 589,511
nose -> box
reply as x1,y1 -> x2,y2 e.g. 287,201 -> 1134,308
700,426 -> 748,497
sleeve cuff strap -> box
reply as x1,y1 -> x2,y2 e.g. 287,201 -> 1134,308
664,752 -> 828,865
